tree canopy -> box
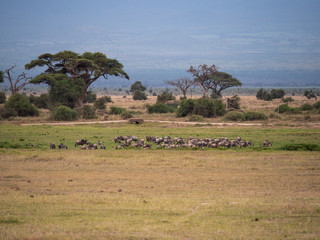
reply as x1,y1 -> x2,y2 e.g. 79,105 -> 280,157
188,64 -> 241,98
26,51 -> 129,107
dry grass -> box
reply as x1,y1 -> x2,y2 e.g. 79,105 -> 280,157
1,149 -> 319,239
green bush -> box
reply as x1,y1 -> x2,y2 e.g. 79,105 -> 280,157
270,89 -> 285,99
188,115 -> 205,122
110,106 -> 126,115
4,93 -> 39,117
243,111 -> 268,121
314,101 -> 320,109
0,91 -> 6,104
177,98 -> 226,118
176,99 -> 195,117
94,97 -> 106,110
300,103 -> 314,111
82,105 -> 96,119
133,90 -> 147,100
279,143 -> 320,151
121,111 -> 133,119
276,104 -> 291,113
52,106 -> 78,121
276,104 -> 302,114
282,97 -> 294,103
224,111 -> 244,121
147,103 -> 176,114
0,106 -> 17,119
156,91 -> 176,103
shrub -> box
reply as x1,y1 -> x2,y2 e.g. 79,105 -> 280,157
94,97 -> 106,110
270,89 -> 285,99
121,111 -> 133,119
110,106 -> 126,115
300,103 -> 314,111
0,106 -> 17,119
303,90 -> 317,99
0,91 -> 6,104
275,104 -> 301,114
188,115 -> 205,122
269,113 -> 281,119
156,91 -> 176,103
133,90 -> 147,100
52,106 -> 78,121
227,95 -> 240,109
176,99 -> 195,117
4,93 -> 39,117
282,97 -> 294,103
84,91 -> 97,103
147,103 -> 176,114
314,101 -> 320,109
243,111 -> 268,121
279,143 -> 320,151
33,94 -> 49,109
82,105 -> 96,119
224,111 -> 244,121
177,98 -> 226,118
276,104 -> 291,113
103,96 -> 113,103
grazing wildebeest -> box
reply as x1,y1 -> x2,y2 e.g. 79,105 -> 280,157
50,142 -> 56,149
75,139 -> 88,147
58,143 -> 68,149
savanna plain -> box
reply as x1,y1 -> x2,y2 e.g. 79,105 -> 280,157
1,95 -> 320,239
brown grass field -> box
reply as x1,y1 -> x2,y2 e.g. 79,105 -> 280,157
0,95 -> 320,239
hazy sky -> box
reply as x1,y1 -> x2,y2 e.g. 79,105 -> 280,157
1,0 -> 320,74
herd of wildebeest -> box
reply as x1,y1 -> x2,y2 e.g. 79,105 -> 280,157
49,136 -> 272,150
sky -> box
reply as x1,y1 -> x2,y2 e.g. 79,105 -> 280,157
0,0 -> 320,85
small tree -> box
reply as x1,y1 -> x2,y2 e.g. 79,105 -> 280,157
3,65 -> 31,95
304,90 -> 317,100
227,95 -> 241,109
166,78 -> 195,98
133,90 -> 147,100
156,91 -> 176,103
130,81 -> 146,93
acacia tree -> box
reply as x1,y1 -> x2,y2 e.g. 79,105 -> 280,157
25,51 -> 129,107
188,64 -> 241,98
2,65 -> 31,95
208,71 -> 242,97
166,77 -> 195,98
187,64 -> 218,97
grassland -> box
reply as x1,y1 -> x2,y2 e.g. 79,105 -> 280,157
0,95 -> 320,239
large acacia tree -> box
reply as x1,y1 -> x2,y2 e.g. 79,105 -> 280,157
188,64 -> 241,98
26,51 -> 129,107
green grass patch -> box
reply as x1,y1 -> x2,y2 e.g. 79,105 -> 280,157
279,143 -> 320,151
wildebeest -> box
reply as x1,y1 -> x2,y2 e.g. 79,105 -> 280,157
263,140 -> 272,147
58,143 -> 68,149
75,139 -> 87,147
50,142 -> 56,149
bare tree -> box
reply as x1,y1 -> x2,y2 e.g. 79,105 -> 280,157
187,64 -> 218,97
3,64 -> 32,95
166,77 -> 195,98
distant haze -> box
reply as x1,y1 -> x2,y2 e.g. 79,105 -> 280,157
1,0 -> 320,87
